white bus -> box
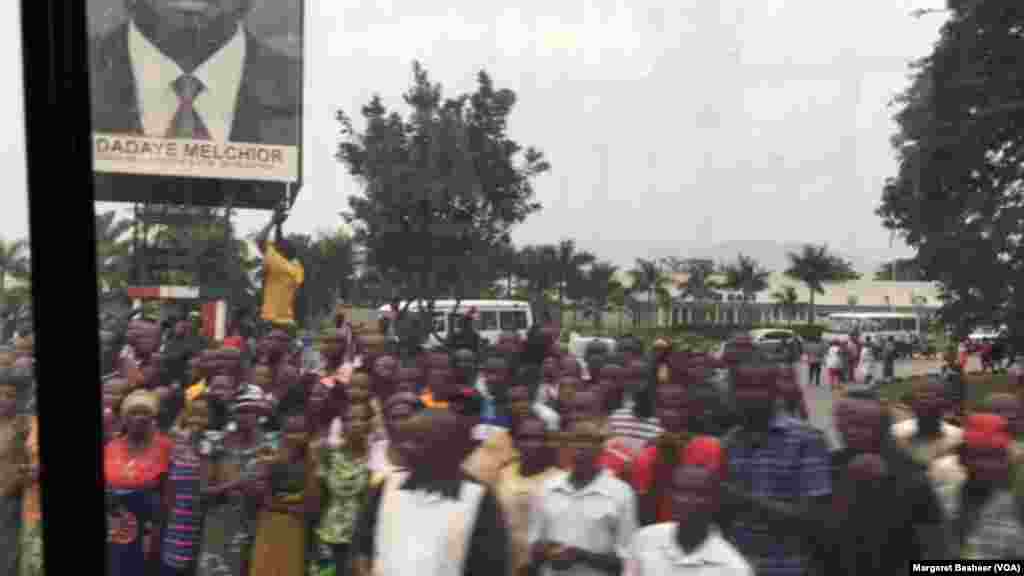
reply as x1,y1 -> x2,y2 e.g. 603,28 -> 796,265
377,299 -> 533,349
821,311 -> 924,349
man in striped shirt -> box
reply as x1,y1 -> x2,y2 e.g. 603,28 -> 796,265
720,363 -> 831,576
608,362 -> 663,454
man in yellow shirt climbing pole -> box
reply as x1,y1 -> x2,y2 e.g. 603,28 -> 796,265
257,208 -> 305,333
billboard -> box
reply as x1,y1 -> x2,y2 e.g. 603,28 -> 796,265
87,0 -> 304,209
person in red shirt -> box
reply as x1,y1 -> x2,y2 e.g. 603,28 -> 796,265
632,384 -> 724,526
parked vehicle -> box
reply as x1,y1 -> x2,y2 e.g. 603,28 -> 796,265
377,299 -> 533,350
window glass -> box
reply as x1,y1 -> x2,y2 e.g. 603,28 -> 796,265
500,310 -> 527,330
479,310 -> 498,331
432,312 -> 445,333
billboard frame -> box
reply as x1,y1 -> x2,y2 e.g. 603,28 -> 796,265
88,0 -> 306,211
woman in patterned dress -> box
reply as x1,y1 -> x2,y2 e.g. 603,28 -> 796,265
160,396 -> 211,576
197,386 -> 279,576
312,402 -> 372,576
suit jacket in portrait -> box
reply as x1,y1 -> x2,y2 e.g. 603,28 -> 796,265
89,22 -> 301,147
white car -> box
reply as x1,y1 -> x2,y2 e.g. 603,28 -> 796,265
969,325 -> 1006,343
749,329 -> 801,346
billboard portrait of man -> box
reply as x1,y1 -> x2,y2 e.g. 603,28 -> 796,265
88,0 -> 303,189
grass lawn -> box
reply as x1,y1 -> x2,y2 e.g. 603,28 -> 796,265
880,371 -> 1017,409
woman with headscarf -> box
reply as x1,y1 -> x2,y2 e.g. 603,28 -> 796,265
160,395 -> 211,576
105,389 -> 174,576
197,386 -> 280,576
0,368 -> 29,575
955,414 -> 1020,554
962,413 -> 1024,558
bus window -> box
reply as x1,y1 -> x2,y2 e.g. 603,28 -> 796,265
901,318 -> 918,331
448,314 -> 463,332
501,310 -> 528,330
885,318 -> 901,331
479,311 -> 498,331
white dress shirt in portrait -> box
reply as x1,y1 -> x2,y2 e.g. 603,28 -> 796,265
624,524 -> 753,576
528,470 -> 637,576
128,20 -> 246,141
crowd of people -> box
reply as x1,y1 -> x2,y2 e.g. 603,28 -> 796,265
5,204 -> 1024,575
31,298 -> 1009,576
2,301 -> 1024,575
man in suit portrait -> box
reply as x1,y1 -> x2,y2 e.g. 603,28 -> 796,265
90,0 -> 301,146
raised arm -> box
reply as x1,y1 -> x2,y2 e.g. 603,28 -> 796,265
257,209 -> 287,254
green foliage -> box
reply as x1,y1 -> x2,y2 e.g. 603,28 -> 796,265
720,254 -> 771,326
336,62 -> 549,351
874,257 -> 926,281
674,259 -> 721,301
95,211 -> 134,293
628,258 -> 671,328
784,244 -> 860,325
284,229 -> 355,329
878,3 -> 1024,346
144,206 -> 259,310
771,285 -> 801,325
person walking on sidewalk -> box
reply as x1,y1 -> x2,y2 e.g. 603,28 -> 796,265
805,338 -> 824,388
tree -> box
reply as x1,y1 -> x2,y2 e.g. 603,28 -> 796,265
580,261 -> 620,330
95,211 -> 134,293
675,259 -> 721,301
874,257 -> 926,281
877,2 -> 1024,346
147,206 -> 260,316
772,285 -> 800,326
628,258 -> 670,328
517,244 -> 559,321
556,239 -> 596,323
0,238 -> 29,338
784,244 -> 860,325
336,62 -> 549,352
721,254 -> 771,326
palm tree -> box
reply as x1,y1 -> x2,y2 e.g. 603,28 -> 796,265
518,244 -> 559,321
0,237 -> 30,339
95,211 -> 134,292
721,254 -> 771,326
628,258 -> 670,328
771,285 -> 800,325
582,261 -> 620,329
676,259 -> 721,301
784,243 -> 861,325
555,239 -> 596,323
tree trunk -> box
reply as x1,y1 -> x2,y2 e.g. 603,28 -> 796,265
808,291 -> 816,326
649,289 -> 655,329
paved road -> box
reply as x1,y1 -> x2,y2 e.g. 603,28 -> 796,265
795,356 -> 952,450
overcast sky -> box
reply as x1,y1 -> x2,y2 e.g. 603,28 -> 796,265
3,0 -> 948,271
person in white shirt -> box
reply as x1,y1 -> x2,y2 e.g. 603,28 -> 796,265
826,341 -> 844,390
857,336 -> 878,386
624,465 -> 753,576
529,421 -> 637,576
